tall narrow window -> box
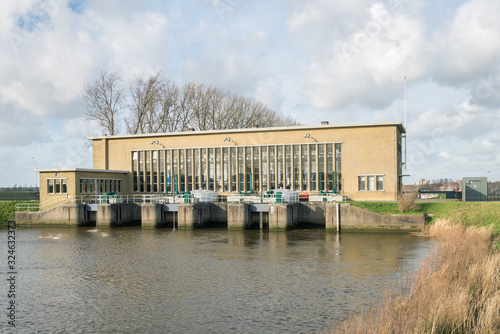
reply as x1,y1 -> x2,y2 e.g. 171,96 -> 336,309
277,146 -> 283,189
223,148 -> 228,191
180,150 -> 185,192
153,150 -> 158,192
55,179 -> 61,193
376,176 -> 384,191
335,143 -> 342,191
145,151 -> 151,192
301,145 -> 308,191
208,148 -> 214,190
309,144 -> 316,191
159,151 -> 164,193
139,151 -> 144,192
245,147 -> 252,192
318,144 -> 325,192
166,150 -> 171,194
326,144 -> 334,192
202,149 -> 207,190
215,148 -> 221,192
285,145 -> 291,189
194,149 -> 199,190
367,175 -> 375,191
187,149 -> 192,192
238,147 -> 244,191
47,179 -> 54,193
253,147 -> 259,192
173,150 -> 178,193
132,151 -> 138,192
230,147 -> 236,191
269,146 -> 275,190
293,145 -> 299,190
261,146 -> 267,191
358,176 -> 366,191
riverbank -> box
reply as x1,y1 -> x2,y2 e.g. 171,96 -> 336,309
328,219 -> 500,333
350,201 -> 500,236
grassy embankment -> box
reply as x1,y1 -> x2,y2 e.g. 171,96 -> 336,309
328,202 -> 500,333
350,201 -> 500,236
0,201 -> 38,228
329,219 -> 500,333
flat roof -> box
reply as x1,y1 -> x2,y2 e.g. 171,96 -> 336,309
36,168 -> 128,174
87,121 -> 405,140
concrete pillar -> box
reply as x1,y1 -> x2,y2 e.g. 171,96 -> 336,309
325,203 -> 339,232
269,203 -> 295,231
141,204 -> 164,228
227,203 -> 251,230
177,203 -> 198,229
97,204 -> 120,228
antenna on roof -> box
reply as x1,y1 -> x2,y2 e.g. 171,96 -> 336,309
404,75 -> 407,169
404,75 -> 407,129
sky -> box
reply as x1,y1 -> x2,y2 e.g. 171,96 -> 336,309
0,0 -> 499,187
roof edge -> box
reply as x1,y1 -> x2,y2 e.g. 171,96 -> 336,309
87,121 -> 405,140
36,168 -> 129,173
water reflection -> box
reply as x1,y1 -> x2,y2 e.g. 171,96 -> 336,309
2,228 -> 432,334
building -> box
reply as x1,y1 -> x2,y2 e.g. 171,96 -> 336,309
37,121 -> 405,207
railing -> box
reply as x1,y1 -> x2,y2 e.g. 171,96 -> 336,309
19,191 -> 350,212
15,202 -> 40,212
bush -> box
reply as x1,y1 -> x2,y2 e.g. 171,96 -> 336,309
398,188 -> 419,212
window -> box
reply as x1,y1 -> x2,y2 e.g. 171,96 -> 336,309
376,176 -> 384,191
367,176 -> 375,191
47,178 -> 67,194
358,176 -> 366,191
359,175 -> 384,191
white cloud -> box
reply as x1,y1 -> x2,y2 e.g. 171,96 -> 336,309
434,0 -> 500,84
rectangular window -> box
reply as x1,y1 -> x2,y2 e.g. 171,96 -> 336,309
269,146 -> 275,190
133,151 -> 138,192
180,150 -> 185,192
79,179 -> 84,193
326,143 -> 334,192
301,144 -> 308,191
318,144 -> 325,192
208,148 -> 214,190
153,150 -> 158,192
285,145 -> 291,189
159,150 -> 164,193
215,148 -> 221,192
309,144 -> 316,191
261,146 -> 267,191
358,176 -> 366,191
62,179 -> 67,194
277,146 -> 283,189
223,148 -> 228,191
367,175 -> 375,191
246,147 -> 252,192
335,143 -> 342,191
139,151 -> 144,192
47,179 -> 54,194
376,176 -> 384,191
238,147 -> 244,191
187,149 -> 193,192
293,145 -> 299,190
194,149 -> 199,190
253,146 -> 259,192
146,151 -> 151,192
55,179 -> 61,193
202,149 -> 207,190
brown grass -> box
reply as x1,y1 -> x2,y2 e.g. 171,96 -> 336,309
328,219 -> 500,334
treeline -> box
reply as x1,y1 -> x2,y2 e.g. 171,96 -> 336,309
82,71 -> 298,135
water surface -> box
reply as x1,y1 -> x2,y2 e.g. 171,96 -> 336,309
1,227 -> 433,333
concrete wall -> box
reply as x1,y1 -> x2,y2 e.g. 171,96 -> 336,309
297,202 -> 326,226
268,203 -> 298,231
227,203 -> 251,230
16,204 -> 86,227
340,204 -> 425,231
141,204 -> 164,228
97,203 -> 141,228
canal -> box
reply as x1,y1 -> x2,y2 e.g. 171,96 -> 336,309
1,227 -> 433,333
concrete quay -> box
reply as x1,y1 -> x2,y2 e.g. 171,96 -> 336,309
15,202 -> 425,232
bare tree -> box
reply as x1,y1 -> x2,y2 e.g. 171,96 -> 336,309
83,70 -> 299,135
82,71 -> 125,135
126,71 -> 166,134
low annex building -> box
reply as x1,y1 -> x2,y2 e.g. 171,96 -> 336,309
37,121 -> 405,206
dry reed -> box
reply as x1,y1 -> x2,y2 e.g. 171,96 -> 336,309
328,219 -> 500,334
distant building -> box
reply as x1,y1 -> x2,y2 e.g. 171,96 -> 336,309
36,122 -> 405,207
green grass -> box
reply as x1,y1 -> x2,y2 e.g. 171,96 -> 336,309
350,201 -> 500,236
0,201 -> 39,228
